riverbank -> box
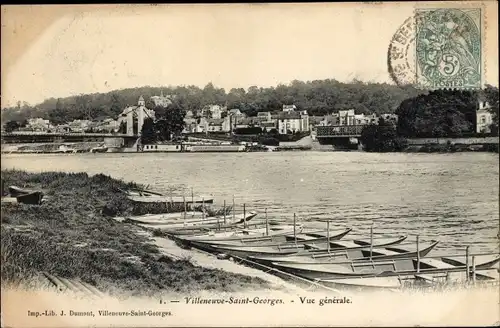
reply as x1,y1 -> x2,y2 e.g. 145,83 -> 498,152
0,170 -> 277,297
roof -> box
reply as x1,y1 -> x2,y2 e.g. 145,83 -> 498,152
260,121 -> 276,127
207,118 -> 225,125
277,112 -> 302,120
309,116 -> 325,124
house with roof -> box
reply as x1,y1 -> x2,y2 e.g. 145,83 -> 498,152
283,104 -> 297,112
150,91 -> 174,107
27,118 -> 53,132
277,110 -> 309,134
477,101 -> 493,133
257,111 -> 272,122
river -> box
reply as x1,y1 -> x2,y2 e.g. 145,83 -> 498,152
2,151 -> 499,254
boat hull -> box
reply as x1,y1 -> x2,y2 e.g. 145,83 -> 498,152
16,191 -> 44,205
271,254 -> 500,281
250,241 -> 439,266
186,229 -> 352,253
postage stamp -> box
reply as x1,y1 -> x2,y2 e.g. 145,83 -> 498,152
388,7 -> 483,90
415,8 -> 482,89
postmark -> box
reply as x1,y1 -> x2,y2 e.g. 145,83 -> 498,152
388,8 -> 483,90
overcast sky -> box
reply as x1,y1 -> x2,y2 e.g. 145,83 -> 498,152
1,3 -> 498,107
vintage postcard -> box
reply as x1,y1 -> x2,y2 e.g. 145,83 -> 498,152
1,2 -> 499,327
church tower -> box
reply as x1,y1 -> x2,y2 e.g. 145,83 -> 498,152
138,96 -> 145,107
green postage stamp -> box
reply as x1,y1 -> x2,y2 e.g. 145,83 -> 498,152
388,7 -> 483,90
415,8 -> 482,89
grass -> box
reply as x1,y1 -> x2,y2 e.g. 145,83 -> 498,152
1,169 -> 270,297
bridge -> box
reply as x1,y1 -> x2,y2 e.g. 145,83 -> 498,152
315,125 -> 364,148
1,131 -> 139,144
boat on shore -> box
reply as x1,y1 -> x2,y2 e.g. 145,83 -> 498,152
7,185 -> 44,205
249,240 -> 439,266
8,186 -> 32,197
182,228 -> 353,253
16,191 -> 44,205
125,211 -> 243,226
270,253 -> 500,280
242,235 -> 408,263
206,229 -> 359,258
128,195 -> 215,205
316,268 -> 500,291
164,220 -> 289,236
137,212 -> 258,230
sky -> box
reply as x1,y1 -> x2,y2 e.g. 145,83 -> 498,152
1,3 -> 498,107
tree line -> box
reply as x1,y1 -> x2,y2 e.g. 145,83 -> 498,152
360,85 -> 499,152
1,80 -> 422,124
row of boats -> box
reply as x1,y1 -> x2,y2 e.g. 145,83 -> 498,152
125,208 -> 500,291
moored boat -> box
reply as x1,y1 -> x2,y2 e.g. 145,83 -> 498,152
270,253 -> 500,281
317,268 -> 500,291
137,212 -> 258,229
207,229 -> 355,258
249,240 -> 439,266
8,185 -> 32,197
128,195 -> 215,204
183,228 -> 353,253
16,191 -> 44,205
126,211 -> 253,226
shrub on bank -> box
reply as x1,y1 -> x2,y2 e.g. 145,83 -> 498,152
1,170 -> 269,296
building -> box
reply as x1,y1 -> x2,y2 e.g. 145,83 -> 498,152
477,101 -> 493,133
27,118 -> 53,132
338,109 -> 356,125
277,110 -> 309,134
321,114 -> 339,126
68,119 -> 92,133
118,96 -> 156,136
95,118 -> 119,133
150,91 -> 173,107
260,121 -> 277,132
206,118 -> 225,132
257,111 -> 272,122
198,104 -> 227,119
283,104 -> 297,112
183,117 -> 198,133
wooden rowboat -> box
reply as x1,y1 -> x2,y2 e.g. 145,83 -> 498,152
16,191 -> 44,205
182,228 -> 353,253
271,253 -> 500,280
182,227 -> 351,244
8,185 -> 32,197
163,221 -> 270,236
126,211 -> 255,226
138,212 -> 257,230
317,268 -> 500,291
206,229 -> 358,258
249,240 -> 439,266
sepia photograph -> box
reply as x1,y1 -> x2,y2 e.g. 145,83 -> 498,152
1,2 -> 499,327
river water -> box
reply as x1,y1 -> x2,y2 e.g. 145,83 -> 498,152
2,152 -> 499,254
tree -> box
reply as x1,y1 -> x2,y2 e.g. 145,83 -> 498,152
360,118 -> 407,152
4,120 -> 20,133
140,117 -> 156,144
483,85 -> 499,134
396,89 -> 476,138
117,121 -> 127,134
153,103 -> 186,141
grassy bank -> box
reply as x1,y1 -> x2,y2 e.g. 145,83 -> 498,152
1,170 -> 269,297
